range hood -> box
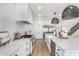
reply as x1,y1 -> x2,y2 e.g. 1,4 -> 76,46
16,20 -> 31,24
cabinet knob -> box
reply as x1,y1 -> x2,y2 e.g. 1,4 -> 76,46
58,49 -> 60,51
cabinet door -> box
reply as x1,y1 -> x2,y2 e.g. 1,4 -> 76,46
51,40 -> 56,56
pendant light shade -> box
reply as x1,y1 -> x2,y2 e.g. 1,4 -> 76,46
62,5 -> 79,20
51,17 -> 59,24
51,12 -> 59,24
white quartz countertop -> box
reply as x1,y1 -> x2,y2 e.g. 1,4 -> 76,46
47,35 -> 79,53
0,39 -> 27,56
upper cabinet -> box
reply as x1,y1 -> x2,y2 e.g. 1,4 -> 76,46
15,3 -> 33,24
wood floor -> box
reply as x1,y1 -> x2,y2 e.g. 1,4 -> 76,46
32,39 -> 50,56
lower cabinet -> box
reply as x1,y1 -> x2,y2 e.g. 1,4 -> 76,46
16,45 -> 29,56
13,39 -> 32,56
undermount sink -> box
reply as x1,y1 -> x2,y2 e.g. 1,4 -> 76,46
21,35 -> 33,38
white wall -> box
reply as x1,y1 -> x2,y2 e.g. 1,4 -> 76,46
0,3 -> 17,40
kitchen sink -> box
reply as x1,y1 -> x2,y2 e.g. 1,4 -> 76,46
21,35 -> 33,38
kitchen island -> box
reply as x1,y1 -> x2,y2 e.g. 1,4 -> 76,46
46,34 -> 79,56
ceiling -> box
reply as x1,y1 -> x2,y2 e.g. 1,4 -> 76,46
29,3 -> 79,20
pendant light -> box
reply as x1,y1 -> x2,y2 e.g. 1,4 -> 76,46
62,4 -> 79,20
51,12 -> 59,24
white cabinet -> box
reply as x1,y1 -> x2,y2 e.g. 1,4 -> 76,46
15,44 -> 29,56
14,38 -> 32,56
14,44 -> 28,56
0,38 -> 32,56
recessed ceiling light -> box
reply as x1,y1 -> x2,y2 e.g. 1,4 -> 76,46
38,14 -> 42,16
59,14 -> 61,17
38,6 -> 42,10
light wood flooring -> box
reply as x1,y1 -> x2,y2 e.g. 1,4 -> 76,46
32,39 -> 50,56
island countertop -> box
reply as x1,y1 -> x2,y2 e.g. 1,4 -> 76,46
47,35 -> 79,53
